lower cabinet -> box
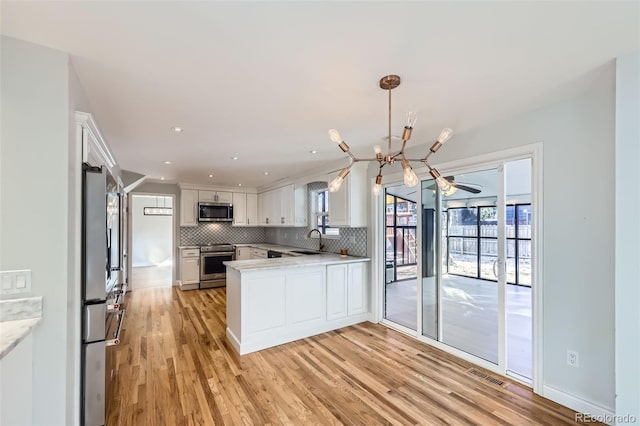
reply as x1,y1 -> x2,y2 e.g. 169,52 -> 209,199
235,246 -> 251,260
179,248 -> 200,290
226,260 -> 369,355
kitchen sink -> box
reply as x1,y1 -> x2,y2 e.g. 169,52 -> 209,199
290,250 -> 322,255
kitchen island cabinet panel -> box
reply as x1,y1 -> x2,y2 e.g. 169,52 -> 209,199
226,258 -> 369,355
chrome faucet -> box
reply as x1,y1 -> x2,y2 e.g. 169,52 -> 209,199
307,228 -> 325,252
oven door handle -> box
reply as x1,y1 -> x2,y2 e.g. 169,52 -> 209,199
201,252 -> 235,256
106,309 -> 125,346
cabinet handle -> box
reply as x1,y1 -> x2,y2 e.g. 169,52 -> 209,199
247,218 -> 249,225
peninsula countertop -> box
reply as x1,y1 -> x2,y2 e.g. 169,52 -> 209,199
224,251 -> 369,272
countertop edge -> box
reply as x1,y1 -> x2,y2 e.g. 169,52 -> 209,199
224,256 -> 370,272
0,317 -> 42,360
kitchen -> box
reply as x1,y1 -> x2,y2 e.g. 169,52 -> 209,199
1,2 -> 638,425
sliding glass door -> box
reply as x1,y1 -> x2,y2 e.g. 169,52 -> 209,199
383,158 -> 533,382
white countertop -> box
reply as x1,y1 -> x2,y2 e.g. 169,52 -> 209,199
0,296 -> 43,360
225,252 -> 369,272
178,245 -> 200,249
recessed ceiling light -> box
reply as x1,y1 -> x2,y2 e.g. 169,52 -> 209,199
160,177 -> 165,181
232,156 -> 239,160
163,161 -> 172,165
237,183 -> 242,187
310,150 -> 318,154
208,174 -> 214,178
264,172 -> 269,175
171,126 -> 183,133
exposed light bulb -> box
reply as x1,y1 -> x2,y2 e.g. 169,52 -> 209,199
436,176 -> 453,193
374,145 -> 382,154
406,111 -> 417,128
328,129 -> 342,143
402,159 -> 418,187
438,128 -> 453,143
328,176 -> 344,192
442,185 -> 458,196
373,183 -> 382,196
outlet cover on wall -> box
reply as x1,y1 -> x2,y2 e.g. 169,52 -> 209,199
567,350 -> 579,368
0,270 -> 32,295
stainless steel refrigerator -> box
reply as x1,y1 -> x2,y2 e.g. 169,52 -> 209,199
82,164 -> 125,426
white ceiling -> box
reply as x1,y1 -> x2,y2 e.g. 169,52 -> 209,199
2,1 -> 638,188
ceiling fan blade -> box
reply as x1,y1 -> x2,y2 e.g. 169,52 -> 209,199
451,183 -> 482,194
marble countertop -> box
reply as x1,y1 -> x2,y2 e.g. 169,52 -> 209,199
232,242 -> 322,254
0,296 -> 43,360
224,252 -> 369,272
178,245 -> 200,249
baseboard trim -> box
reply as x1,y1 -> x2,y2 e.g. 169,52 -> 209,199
543,385 -> 615,425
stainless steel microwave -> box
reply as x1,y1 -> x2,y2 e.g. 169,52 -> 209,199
198,202 -> 233,222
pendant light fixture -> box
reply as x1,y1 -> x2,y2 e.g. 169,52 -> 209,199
328,74 -> 454,195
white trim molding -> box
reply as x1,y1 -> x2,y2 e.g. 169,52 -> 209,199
543,385 -> 615,425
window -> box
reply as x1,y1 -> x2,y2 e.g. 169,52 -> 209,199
314,190 -> 339,236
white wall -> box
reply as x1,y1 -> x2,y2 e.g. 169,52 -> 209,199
615,51 -> 640,423
1,36 -> 72,425
131,195 -> 173,267
375,62 -> 617,412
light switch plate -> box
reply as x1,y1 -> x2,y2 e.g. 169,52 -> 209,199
0,270 -> 31,294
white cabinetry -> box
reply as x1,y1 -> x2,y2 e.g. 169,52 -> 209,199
258,184 -> 307,227
236,246 -> 251,260
226,260 -> 369,355
179,248 -> 200,290
180,189 -> 198,227
347,262 -> 367,315
329,162 -> 367,227
326,264 -> 348,321
246,193 -> 258,226
327,262 -> 368,319
199,190 -> 232,203
232,193 -> 259,227
251,248 -> 268,259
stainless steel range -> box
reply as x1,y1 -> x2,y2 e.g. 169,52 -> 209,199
200,244 -> 235,289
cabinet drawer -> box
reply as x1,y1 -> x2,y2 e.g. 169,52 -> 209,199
181,249 -> 200,258
251,248 -> 268,259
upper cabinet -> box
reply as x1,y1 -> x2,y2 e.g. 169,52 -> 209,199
180,189 -> 198,227
199,190 -> 232,204
232,192 -> 259,227
258,184 -> 307,227
329,162 -> 367,227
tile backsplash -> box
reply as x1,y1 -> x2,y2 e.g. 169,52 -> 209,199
180,182 -> 368,257
180,222 -> 265,246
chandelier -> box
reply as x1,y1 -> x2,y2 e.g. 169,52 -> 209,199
328,74 -> 456,196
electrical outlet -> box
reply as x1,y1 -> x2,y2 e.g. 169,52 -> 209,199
567,350 -> 579,368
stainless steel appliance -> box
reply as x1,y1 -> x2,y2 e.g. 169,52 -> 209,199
198,202 -> 233,222
267,250 -> 283,258
82,165 -> 126,426
200,244 -> 235,288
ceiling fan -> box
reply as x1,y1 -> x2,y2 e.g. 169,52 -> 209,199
425,176 -> 482,195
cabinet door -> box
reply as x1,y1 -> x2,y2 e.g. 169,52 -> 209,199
327,264 -> 348,320
216,191 -> 233,203
198,190 -> 215,202
236,247 -> 251,260
328,179 -> 349,227
232,193 -> 247,226
181,257 -> 200,284
180,189 -> 198,227
246,193 -> 258,226
280,185 -> 294,226
347,262 -> 367,316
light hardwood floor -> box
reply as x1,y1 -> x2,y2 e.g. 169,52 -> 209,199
106,287 -> 592,425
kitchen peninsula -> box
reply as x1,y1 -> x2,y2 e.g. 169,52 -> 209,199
224,247 -> 370,355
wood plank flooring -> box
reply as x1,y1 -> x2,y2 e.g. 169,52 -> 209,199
106,287 -> 591,425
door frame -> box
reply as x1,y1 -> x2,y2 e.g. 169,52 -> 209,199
372,142 -> 543,394
127,192 -> 177,290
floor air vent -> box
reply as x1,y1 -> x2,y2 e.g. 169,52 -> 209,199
467,368 -> 505,386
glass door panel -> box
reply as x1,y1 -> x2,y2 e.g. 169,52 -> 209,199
383,185 -> 418,330
440,168 -> 499,364
420,179 -> 438,339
